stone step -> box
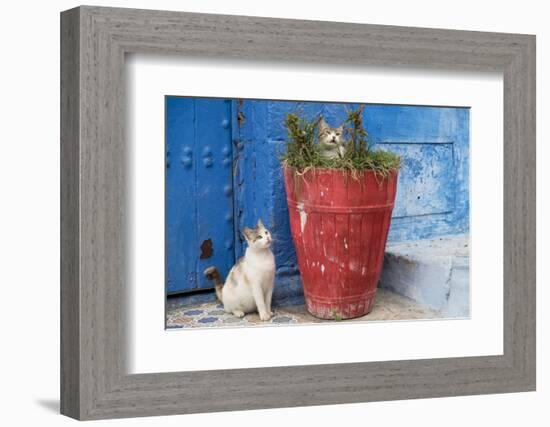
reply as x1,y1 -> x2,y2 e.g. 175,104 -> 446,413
379,235 -> 470,318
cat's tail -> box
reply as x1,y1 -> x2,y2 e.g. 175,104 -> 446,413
204,266 -> 224,302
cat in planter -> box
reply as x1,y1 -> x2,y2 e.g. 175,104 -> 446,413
317,117 -> 346,160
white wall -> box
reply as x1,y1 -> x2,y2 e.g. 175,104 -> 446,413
0,0 -> 547,425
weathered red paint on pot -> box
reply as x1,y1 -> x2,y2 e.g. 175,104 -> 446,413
284,167 -> 398,319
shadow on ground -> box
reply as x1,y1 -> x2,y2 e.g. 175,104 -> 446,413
35,399 -> 59,414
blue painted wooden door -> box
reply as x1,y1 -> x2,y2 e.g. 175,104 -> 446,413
166,97 -> 235,294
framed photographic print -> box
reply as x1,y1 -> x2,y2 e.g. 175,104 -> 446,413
61,5 -> 536,420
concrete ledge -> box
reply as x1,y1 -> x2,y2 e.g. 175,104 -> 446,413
379,235 -> 470,318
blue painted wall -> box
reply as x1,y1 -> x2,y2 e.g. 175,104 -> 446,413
166,98 -> 469,303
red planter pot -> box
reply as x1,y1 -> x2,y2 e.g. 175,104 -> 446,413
284,167 -> 398,319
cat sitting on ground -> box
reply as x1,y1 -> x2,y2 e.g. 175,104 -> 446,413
317,117 -> 346,160
204,219 -> 275,321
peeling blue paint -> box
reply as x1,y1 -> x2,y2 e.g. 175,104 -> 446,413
166,98 -> 469,304
383,143 -> 455,218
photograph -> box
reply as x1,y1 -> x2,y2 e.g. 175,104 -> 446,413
165,97 -> 470,329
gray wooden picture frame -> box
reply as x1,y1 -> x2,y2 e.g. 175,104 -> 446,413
60,5 -> 536,420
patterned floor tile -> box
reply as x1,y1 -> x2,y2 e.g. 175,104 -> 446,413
166,288 -> 444,329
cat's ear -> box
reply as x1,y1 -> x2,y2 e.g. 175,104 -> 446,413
337,124 -> 344,133
243,227 -> 255,242
257,218 -> 265,230
318,117 -> 328,131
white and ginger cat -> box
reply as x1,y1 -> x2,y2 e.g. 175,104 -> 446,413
204,219 -> 275,321
318,117 -> 346,160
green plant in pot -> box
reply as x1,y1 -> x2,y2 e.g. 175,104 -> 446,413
281,105 -> 401,320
